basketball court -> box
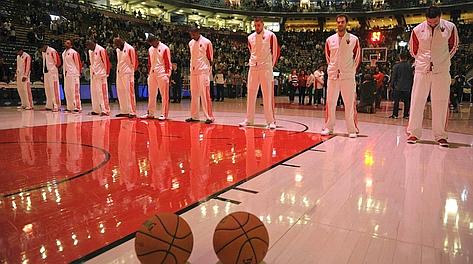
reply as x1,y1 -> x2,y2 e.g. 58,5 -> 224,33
0,99 -> 472,263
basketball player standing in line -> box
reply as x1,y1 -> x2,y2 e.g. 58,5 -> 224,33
114,36 -> 139,118
239,17 -> 280,129
186,26 -> 215,124
322,14 -> 361,138
16,48 -> 33,110
141,34 -> 172,120
407,6 -> 459,147
40,43 -> 62,112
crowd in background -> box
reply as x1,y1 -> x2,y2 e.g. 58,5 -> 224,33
184,0 -> 469,13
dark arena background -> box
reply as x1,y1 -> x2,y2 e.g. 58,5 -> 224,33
0,0 -> 473,263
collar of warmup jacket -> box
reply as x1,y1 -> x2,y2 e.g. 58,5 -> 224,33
337,31 -> 347,38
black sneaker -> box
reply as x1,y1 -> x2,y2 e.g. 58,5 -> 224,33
185,118 -> 198,122
128,114 -> 136,118
389,115 -> 398,119
205,119 -> 213,124
89,112 -> 100,116
115,113 -> 128,117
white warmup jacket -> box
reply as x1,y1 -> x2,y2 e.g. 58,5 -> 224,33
189,36 -> 213,76
325,33 -> 361,80
409,19 -> 459,74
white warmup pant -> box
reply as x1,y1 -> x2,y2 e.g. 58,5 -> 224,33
91,119 -> 110,185
16,76 -> 33,108
64,75 -> 81,111
116,73 -> 136,115
190,73 -> 213,120
407,72 -> 451,140
66,114 -> 82,172
118,120 -> 137,190
148,74 -> 169,117
90,75 -> 110,114
246,67 -> 275,124
324,78 -> 358,133
20,111 -> 35,165
44,72 -> 61,110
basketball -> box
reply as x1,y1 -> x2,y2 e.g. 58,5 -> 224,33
213,211 -> 269,264
134,213 -> 193,264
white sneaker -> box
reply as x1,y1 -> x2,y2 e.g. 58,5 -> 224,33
239,120 -> 253,127
158,115 -> 166,121
267,122 -> 277,129
320,128 -> 333,136
348,133 -> 357,138
140,113 -> 154,119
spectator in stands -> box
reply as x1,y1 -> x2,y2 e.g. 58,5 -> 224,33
306,70 -> 315,105
274,76 -> 279,96
106,42 -> 116,102
389,53 -> 413,119
313,64 -> 325,106
8,26 -> 15,42
214,69 -> 225,102
209,71 -> 215,101
0,57 -> 10,83
171,62 -> 181,103
27,27 -> 36,43
451,71 -> 465,113
357,74 -> 376,113
373,66 -> 385,108
289,69 -> 298,103
226,71 -> 233,99
298,70 -> 308,105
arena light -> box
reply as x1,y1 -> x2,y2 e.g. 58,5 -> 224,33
398,41 -> 408,47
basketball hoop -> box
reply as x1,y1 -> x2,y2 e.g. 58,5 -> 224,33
370,58 -> 377,67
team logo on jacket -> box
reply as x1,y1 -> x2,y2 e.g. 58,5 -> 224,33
440,27 -> 445,32
346,39 -> 350,44
158,49 -> 161,52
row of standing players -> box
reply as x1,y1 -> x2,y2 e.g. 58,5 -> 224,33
14,9 -> 459,145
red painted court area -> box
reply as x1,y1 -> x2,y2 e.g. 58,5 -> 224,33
0,119 -> 323,263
